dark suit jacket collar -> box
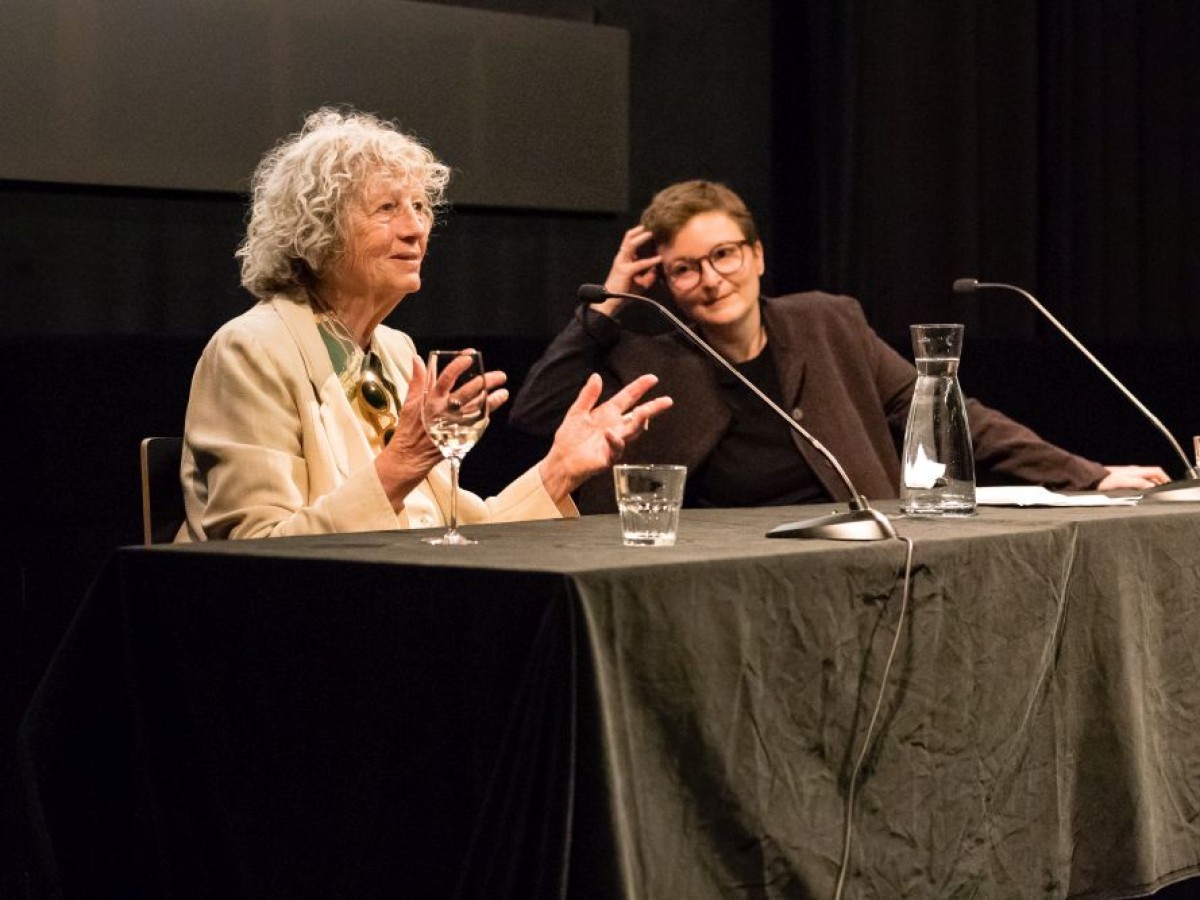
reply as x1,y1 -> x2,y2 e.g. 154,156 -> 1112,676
760,296 -> 807,411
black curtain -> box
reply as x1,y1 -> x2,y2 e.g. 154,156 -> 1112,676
771,0 -> 1200,345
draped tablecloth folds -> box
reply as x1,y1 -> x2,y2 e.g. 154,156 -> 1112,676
20,502 -> 1200,898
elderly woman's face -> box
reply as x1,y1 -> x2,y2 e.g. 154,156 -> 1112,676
324,171 -> 433,304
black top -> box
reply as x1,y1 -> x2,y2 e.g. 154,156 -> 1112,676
691,348 -> 829,507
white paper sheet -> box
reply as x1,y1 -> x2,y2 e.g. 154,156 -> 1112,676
975,486 -> 1140,507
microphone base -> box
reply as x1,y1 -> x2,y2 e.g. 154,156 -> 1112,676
766,507 -> 897,541
1140,478 -> 1200,503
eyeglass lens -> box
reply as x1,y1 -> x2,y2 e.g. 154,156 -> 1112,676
665,241 -> 746,288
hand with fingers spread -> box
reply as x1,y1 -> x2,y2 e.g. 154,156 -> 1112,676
537,373 -> 673,504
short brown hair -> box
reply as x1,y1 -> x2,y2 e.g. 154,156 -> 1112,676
639,180 -> 759,246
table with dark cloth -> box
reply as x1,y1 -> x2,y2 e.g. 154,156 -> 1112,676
19,502 -> 1200,898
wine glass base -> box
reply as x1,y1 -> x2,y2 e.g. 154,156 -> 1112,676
423,530 -> 477,546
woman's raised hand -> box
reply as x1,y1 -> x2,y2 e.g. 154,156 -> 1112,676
537,373 -> 673,503
592,226 -> 662,317
374,353 -> 509,511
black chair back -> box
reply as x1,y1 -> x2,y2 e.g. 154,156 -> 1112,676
139,436 -> 185,545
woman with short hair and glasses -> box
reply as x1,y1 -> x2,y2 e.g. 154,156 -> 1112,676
180,107 -> 670,540
510,179 -> 1166,512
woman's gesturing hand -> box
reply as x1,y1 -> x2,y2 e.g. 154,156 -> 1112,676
538,373 -> 673,503
374,354 -> 510,510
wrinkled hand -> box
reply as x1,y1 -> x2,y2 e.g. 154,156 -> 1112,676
423,349 -> 509,420
1096,464 -> 1171,491
538,373 -> 673,502
374,354 -> 510,510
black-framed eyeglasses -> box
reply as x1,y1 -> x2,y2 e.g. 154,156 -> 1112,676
661,240 -> 751,291
355,354 -> 399,445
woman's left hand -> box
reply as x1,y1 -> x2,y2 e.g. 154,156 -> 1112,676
1096,464 -> 1171,490
538,373 -> 673,503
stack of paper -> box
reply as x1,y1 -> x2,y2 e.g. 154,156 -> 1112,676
975,486 -> 1140,507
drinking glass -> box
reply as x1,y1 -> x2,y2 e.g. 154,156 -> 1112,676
422,350 -> 489,545
613,464 -> 687,546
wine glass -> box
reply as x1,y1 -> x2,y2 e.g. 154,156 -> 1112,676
422,349 -> 489,545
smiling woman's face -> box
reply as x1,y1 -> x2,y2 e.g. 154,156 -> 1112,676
660,210 -> 765,333
323,171 -> 433,304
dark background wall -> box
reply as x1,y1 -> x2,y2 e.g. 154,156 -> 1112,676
3,1 -> 1198,896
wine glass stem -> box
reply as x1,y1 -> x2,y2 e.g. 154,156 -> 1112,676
448,456 -> 461,535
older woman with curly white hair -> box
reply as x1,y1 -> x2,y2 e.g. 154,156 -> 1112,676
180,107 -> 670,540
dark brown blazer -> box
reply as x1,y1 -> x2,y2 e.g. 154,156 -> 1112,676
511,292 -> 1108,513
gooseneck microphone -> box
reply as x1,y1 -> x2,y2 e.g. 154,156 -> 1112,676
954,278 -> 1200,501
577,284 -> 897,540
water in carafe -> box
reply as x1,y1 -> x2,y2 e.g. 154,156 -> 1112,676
900,324 -> 976,516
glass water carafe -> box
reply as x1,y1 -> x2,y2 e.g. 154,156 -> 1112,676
900,323 -> 976,516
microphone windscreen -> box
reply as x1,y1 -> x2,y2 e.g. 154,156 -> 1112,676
576,283 -> 611,303
952,278 -> 980,295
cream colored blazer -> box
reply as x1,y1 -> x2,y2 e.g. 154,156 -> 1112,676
180,295 -> 570,540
